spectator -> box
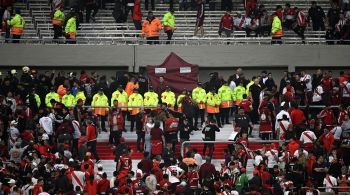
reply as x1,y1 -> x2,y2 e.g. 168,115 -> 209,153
219,10 -> 233,38
327,3 -> 341,32
308,1 -> 326,31
194,0 -> 205,37
283,3 -> 295,30
133,0 -> 142,30
293,7 -> 306,44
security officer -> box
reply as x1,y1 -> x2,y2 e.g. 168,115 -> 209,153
177,89 -> 187,112
7,8 -> 25,43
218,81 -> 233,125
92,88 -> 109,132
144,86 -> 159,110
271,12 -> 283,44
26,89 -> 41,113
65,13 -> 77,44
161,86 -> 176,110
45,87 -> 59,107
75,87 -> 86,105
62,89 -> 75,107
206,88 -> 222,128
192,82 -> 206,128
233,80 -> 246,106
52,7 -> 65,39
128,88 -> 144,132
111,85 -> 129,129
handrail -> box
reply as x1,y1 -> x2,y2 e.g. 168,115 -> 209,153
180,140 -> 283,157
1,37 -> 347,45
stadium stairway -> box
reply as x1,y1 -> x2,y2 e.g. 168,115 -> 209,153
96,122 -> 268,179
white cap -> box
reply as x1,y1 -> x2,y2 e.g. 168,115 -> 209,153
10,120 -> 18,126
69,158 -> 74,162
42,133 -> 49,140
22,66 -> 30,73
97,164 -> 103,168
8,179 -> 16,184
10,69 -> 17,74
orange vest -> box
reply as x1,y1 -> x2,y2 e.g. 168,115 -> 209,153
142,17 -> 162,37
11,27 -> 23,35
273,29 -> 283,37
118,102 -> 127,111
52,20 -> 63,25
206,105 -> 220,114
221,100 -> 233,108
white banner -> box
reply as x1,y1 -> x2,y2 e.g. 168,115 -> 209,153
180,67 -> 191,73
155,68 -> 166,74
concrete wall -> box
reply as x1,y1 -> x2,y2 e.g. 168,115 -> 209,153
1,44 -> 349,74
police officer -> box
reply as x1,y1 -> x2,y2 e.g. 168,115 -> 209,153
45,86 -> 59,107
7,8 -> 25,43
75,87 -> 86,105
177,89 -> 187,112
206,88 -> 222,128
161,86 -> 176,110
92,88 -> 109,132
144,86 -> 159,111
128,88 -> 144,132
233,80 -> 246,112
192,82 -> 207,128
218,81 -> 233,125
62,89 -> 75,107
52,7 -> 65,39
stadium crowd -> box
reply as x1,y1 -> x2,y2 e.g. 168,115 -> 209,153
0,66 -> 350,194
1,0 -> 350,43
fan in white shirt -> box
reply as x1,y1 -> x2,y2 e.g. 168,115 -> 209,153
165,164 -> 184,184
265,149 -> 279,169
71,170 -> 85,190
254,151 -> 264,166
39,116 -> 53,135
293,148 -> 308,158
300,71 -> 312,91
299,130 -> 317,144
312,85 -> 324,103
323,174 -> 337,192
331,125 -> 343,140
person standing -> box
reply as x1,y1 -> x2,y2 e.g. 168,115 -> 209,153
293,7 -> 306,44
202,119 -> 220,157
308,1 -> 325,31
85,0 -> 99,23
271,12 -> 283,44
7,8 -> 25,43
85,119 -> 100,163
142,11 -> 162,44
218,10 -> 233,37
65,13 -> 77,44
162,9 -> 175,44
52,7 -> 65,39
128,88 -> 144,132
91,88 -> 109,132
133,0 -> 142,30
161,86 -> 176,110
144,86 -> 159,110
206,88 -> 222,128
218,81 -> 233,125
194,0 -> 205,37
192,82 -> 206,128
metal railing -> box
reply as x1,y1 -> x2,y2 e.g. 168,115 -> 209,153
1,37 -> 347,45
180,140 -> 283,157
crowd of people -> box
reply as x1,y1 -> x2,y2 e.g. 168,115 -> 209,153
0,66 -> 350,194
1,0 -> 350,43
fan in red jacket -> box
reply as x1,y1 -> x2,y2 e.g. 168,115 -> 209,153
117,150 -> 132,185
97,173 -> 110,194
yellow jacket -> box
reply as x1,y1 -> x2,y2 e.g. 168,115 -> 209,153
161,91 -> 176,106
